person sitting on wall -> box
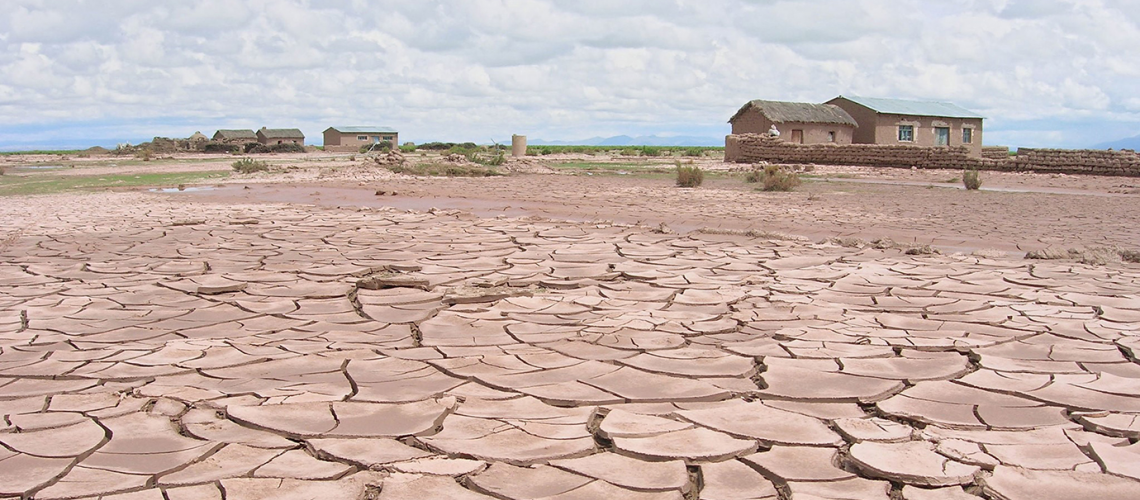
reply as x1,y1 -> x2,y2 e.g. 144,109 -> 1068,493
768,124 -> 780,138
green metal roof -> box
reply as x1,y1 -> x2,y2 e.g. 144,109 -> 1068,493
831,95 -> 984,119
326,126 -> 398,134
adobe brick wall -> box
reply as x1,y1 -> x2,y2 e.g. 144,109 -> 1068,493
982,146 -> 1010,160
1008,148 -> 1140,177
726,133 -> 991,169
725,134 -> 1140,177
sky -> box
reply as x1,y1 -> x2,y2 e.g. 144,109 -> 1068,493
1,0 -> 1138,150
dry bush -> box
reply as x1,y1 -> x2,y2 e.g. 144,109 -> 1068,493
231,157 -> 269,174
676,163 -> 704,187
963,168 -> 982,190
747,165 -> 800,191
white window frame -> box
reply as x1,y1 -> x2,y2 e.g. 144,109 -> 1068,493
357,135 -> 369,141
898,125 -> 915,142
963,127 -> 974,144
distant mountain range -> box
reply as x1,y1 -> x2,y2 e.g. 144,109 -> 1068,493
1093,134 -> 1140,150
531,135 -> 724,147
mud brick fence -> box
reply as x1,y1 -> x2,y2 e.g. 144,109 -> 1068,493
725,133 -> 1140,177
982,146 -> 1010,160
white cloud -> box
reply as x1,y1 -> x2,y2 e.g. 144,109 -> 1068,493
0,0 -> 1137,148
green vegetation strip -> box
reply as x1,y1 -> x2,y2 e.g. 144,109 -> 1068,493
0,150 -> 85,156
0,171 -> 227,196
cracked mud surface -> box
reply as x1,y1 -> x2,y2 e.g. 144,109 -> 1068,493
2,190 -> 1140,499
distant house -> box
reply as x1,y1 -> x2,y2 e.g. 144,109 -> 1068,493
826,95 -> 984,156
188,131 -> 209,143
212,129 -> 257,144
729,100 -> 857,145
256,127 -> 305,146
323,127 -> 399,152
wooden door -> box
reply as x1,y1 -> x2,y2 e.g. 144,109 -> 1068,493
791,130 -> 804,144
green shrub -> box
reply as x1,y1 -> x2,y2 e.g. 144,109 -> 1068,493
748,165 -> 800,191
639,146 -> 661,157
962,168 -> 982,190
399,143 -> 417,153
243,142 -> 262,153
359,141 -> 393,154
268,143 -> 305,153
676,162 -> 704,187
231,157 -> 269,174
204,142 -> 240,154
466,150 -> 505,166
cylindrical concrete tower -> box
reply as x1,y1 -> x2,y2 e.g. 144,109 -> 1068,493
512,135 -> 527,157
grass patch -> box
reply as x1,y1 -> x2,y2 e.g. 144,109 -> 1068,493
546,162 -> 676,178
386,163 -> 502,177
0,171 -> 225,196
746,165 -> 801,191
962,168 -> 982,190
0,150 -> 84,156
467,150 -> 505,166
676,163 -> 704,187
232,157 -> 270,174
528,145 -> 725,156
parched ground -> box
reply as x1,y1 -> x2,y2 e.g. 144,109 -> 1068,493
1,154 -> 1140,499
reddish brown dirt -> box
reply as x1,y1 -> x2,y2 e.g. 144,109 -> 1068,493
185,168 -> 1140,254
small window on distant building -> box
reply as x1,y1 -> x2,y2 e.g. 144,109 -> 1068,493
963,128 -> 973,144
383,136 -> 394,141
827,131 -> 836,142
898,125 -> 914,142
357,135 -> 369,141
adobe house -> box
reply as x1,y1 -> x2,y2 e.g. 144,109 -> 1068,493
827,95 -> 984,156
256,127 -> 305,146
212,129 -> 257,144
729,100 -> 857,145
323,126 -> 399,152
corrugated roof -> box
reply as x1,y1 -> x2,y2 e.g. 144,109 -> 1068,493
729,100 -> 857,126
831,95 -> 984,119
326,126 -> 399,134
214,129 -> 257,140
259,128 -> 305,139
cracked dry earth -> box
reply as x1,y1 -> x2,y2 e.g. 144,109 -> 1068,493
2,192 -> 1140,500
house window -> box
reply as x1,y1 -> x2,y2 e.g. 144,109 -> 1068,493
357,135 -> 369,141
963,128 -> 973,144
827,131 -> 836,142
898,125 -> 914,142
383,136 -> 394,141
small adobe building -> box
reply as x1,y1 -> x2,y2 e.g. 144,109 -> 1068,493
323,127 -> 400,152
827,95 -> 984,156
256,128 -> 305,146
729,100 -> 857,145
212,129 -> 257,144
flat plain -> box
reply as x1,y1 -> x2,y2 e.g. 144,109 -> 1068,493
1,151 -> 1139,499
